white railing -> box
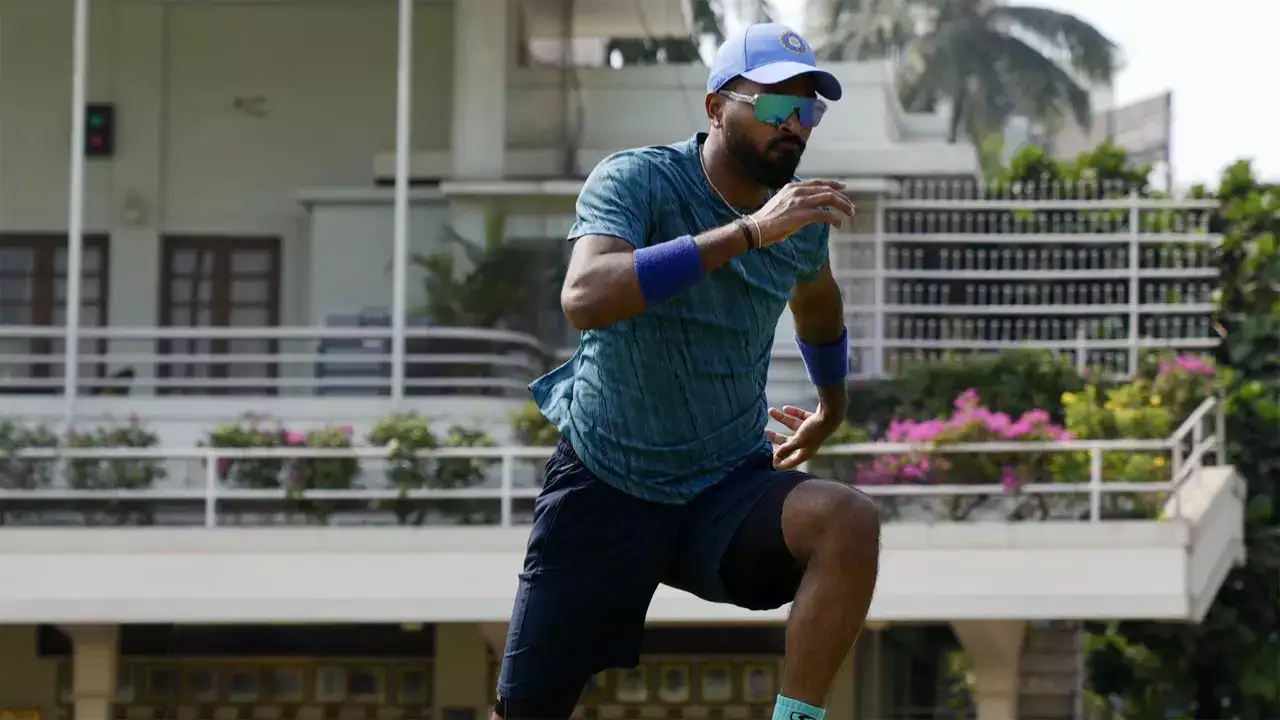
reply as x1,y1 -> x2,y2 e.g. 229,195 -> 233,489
0,325 -> 551,398
829,185 -> 1220,378
0,185 -> 1223,396
0,398 -> 1225,528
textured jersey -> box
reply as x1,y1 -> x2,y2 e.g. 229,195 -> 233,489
529,133 -> 829,503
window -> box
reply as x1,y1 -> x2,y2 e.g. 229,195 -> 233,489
0,235 -> 109,394
159,237 -> 281,395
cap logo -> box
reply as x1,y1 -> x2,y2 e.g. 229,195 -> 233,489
779,30 -> 808,55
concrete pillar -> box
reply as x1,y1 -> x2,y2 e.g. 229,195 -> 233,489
451,0 -> 510,179
952,620 -> 1025,720
433,623 -> 493,720
63,625 -> 119,720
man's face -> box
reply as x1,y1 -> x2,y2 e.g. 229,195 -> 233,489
712,75 -> 818,190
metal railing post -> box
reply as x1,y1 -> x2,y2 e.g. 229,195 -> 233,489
1127,190 -> 1141,377
871,196 -> 886,376
204,450 -> 219,528
1089,447 -> 1103,521
499,451 -> 513,527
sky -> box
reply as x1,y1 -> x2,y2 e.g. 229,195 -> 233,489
774,0 -> 1280,187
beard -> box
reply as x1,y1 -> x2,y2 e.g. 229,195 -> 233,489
724,128 -> 805,190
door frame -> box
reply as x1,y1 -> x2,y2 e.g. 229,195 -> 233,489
157,236 -> 282,395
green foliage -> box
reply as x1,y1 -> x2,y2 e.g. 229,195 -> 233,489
66,415 -> 166,525
1086,162 -> 1280,717
847,349 -> 1086,436
855,388 -> 1072,521
415,215 -> 557,329
0,420 -> 59,524
204,415 -> 291,490
999,141 -> 1153,192
511,401 -> 560,447
204,417 -> 359,523
366,412 -> 496,525
822,1 -> 1117,145
806,421 -> 870,482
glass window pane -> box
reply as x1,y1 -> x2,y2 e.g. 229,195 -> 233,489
232,250 -> 272,274
230,280 -> 268,303
0,277 -> 31,302
54,246 -> 102,273
168,279 -> 212,304
0,248 -> 34,272
229,307 -> 269,326
55,278 -> 100,303
0,305 -> 31,324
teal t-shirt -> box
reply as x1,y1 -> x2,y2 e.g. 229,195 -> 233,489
529,133 -> 829,503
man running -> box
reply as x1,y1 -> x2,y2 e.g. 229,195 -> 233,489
494,23 -> 882,720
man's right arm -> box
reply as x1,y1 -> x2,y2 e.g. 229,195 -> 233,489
559,153 -> 751,331
560,227 -> 750,330
559,153 -> 852,331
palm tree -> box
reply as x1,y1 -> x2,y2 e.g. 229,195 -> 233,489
607,0 -> 778,66
817,0 -> 1118,145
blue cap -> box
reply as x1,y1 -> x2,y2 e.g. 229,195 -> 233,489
707,23 -> 842,102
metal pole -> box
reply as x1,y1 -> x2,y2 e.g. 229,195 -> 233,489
390,0 -> 414,406
63,0 -> 90,430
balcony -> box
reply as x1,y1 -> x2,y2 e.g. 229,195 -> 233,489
0,396 -> 1246,624
0,323 -> 553,445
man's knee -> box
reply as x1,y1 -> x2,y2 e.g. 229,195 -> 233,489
783,480 -> 881,564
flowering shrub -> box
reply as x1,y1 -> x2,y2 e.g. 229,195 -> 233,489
367,412 -> 496,525
290,424 -> 358,523
857,389 -> 1071,488
1053,352 -> 1220,504
204,415 -> 291,490
0,420 -> 59,487
66,414 -> 166,525
203,415 -> 358,523
853,389 -> 1072,520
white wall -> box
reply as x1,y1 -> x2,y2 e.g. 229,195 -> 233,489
0,518 -> 1216,624
0,0 -> 456,332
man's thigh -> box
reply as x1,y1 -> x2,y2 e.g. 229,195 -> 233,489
667,452 -> 811,610
497,438 -> 683,710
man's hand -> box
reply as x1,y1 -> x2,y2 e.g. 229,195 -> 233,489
749,180 -> 855,247
765,404 -> 844,470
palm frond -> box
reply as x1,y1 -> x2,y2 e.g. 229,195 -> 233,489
990,5 -> 1119,84
980,29 -> 1093,131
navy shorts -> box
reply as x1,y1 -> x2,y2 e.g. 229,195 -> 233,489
496,437 -> 812,702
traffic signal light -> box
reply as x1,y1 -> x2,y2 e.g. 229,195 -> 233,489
85,103 -> 115,157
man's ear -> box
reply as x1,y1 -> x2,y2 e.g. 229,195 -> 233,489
705,92 -> 724,128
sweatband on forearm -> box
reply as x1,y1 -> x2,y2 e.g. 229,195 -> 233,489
634,235 -> 707,306
796,326 -> 850,387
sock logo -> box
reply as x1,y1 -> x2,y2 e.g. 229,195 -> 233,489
789,713 -> 816,720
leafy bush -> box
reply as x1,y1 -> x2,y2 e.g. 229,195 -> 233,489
853,389 -> 1071,520
847,349 -> 1086,436
366,412 -> 496,525
66,415 -> 166,525
0,420 -> 59,524
511,401 -> 560,446
1051,353 -> 1220,521
204,415 -> 358,523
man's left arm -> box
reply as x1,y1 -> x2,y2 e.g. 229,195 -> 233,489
788,259 -> 849,419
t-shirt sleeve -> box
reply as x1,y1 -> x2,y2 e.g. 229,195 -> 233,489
567,152 -> 654,249
795,223 -> 831,284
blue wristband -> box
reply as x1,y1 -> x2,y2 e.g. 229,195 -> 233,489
634,235 -> 707,306
796,326 -> 850,387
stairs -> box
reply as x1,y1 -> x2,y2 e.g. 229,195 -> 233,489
1018,621 -> 1084,720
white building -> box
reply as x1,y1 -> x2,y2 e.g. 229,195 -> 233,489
0,1 -> 1245,719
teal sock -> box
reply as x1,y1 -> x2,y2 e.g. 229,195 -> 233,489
772,694 -> 825,720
